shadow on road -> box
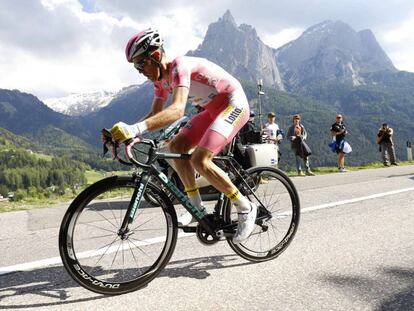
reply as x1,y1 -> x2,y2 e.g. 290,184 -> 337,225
0,254 -> 250,309
320,267 -> 414,311
0,265 -> 103,309
387,172 -> 414,179
160,254 -> 253,280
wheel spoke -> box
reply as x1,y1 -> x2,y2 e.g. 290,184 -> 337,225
131,216 -> 154,232
89,235 -> 120,275
108,202 -> 120,228
110,240 -> 123,269
128,237 -> 153,260
96,210 -> 118,230
81,222 -> 117,234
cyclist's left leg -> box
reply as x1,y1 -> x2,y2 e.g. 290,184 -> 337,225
188,90 -> 256,243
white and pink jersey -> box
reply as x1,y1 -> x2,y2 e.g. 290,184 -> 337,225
154,56 -> 249,154
154,56 -> 242,107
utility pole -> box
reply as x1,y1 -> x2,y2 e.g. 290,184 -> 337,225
257,79 -> 265,129
407,141 -> 413,161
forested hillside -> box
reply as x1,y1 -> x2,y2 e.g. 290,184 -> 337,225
0,147 -> 86,200
242,81 -> 413,168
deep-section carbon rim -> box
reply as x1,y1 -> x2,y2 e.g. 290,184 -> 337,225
59,176 -> 177,295
225,167 -> 300,262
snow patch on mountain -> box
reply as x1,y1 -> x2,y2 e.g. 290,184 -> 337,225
44,91 -> 116,116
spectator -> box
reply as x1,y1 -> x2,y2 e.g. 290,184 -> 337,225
233,111 -> 258,168
287,115 -> 315,176
376,123 -> 398,166
239,111 -> 258,145
330,114 -> 348,172
263,112 -> 282,144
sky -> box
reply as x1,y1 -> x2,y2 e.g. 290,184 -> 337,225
0,0 -> 413,100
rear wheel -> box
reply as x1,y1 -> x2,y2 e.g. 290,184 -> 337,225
59,175 -> 177,295
225,167 -> 300,262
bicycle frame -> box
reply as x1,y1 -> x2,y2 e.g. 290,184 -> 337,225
118,149 -> 269,241
103,128 -> 270,240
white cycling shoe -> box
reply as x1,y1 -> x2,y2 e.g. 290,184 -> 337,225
232,203 -> 257,244
177,207 -> 207,226
177,211 -> 196,226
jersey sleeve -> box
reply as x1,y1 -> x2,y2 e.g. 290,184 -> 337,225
154,82 -> 168,102
170,58 -> 191,89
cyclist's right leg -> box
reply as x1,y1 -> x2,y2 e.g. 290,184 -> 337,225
180,91 -> 255,243
190,146 -> 257,244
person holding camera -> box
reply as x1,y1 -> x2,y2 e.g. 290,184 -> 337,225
376,123 -> 398,166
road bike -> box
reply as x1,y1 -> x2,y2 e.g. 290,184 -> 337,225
59,126 -> 300,295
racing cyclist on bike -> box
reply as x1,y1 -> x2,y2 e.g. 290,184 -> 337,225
110,29 -> 257,243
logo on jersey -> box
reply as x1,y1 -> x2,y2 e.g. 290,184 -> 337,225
224,106 -> 245,126
194,73 -> 218,86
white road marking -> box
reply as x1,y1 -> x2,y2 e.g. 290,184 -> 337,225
0,232 -> 194,276
1,186 -> 414,276
301,186 -> 414,214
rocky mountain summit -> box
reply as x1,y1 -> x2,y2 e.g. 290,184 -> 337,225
187,10 -> 284,90
275,20 -> 396,91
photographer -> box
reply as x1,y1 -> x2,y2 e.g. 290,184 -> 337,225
376,123 -> 398,166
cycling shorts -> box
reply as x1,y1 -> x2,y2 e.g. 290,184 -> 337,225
179,89 -> 250,154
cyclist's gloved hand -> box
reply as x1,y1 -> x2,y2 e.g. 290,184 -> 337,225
111,122 -> 141,144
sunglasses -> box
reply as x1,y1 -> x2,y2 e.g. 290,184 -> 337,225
133,58 -> 147,71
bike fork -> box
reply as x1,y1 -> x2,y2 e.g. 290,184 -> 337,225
118,173 -> 149,238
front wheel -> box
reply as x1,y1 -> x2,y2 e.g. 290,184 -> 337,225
59,175 -> 178,295
225,167 -> 300,262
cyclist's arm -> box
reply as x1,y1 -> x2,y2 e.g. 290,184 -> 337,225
144,86 -> 189,131
141,97 -> 165,120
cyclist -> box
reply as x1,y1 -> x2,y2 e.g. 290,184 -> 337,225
110,29 -> 257,243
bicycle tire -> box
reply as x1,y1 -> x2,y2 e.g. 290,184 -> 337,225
59,175 -> 178,295
225,166 -> 300,262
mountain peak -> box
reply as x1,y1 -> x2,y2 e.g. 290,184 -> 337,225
220,9 -> 237,27
301,20 -> 355,38
187,11 -> 283,89
275,19 -> 396,91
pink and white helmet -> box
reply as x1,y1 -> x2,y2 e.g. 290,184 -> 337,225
125,29 -> 163,63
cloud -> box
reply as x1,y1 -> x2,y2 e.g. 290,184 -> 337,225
261,28 -> 304,49
0,0 -> 413,99
0,0 -> 206,99
0,0 -> 145,98
379,9 -> 414,72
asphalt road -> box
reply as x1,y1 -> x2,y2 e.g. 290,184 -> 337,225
0,165 -> 413,311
